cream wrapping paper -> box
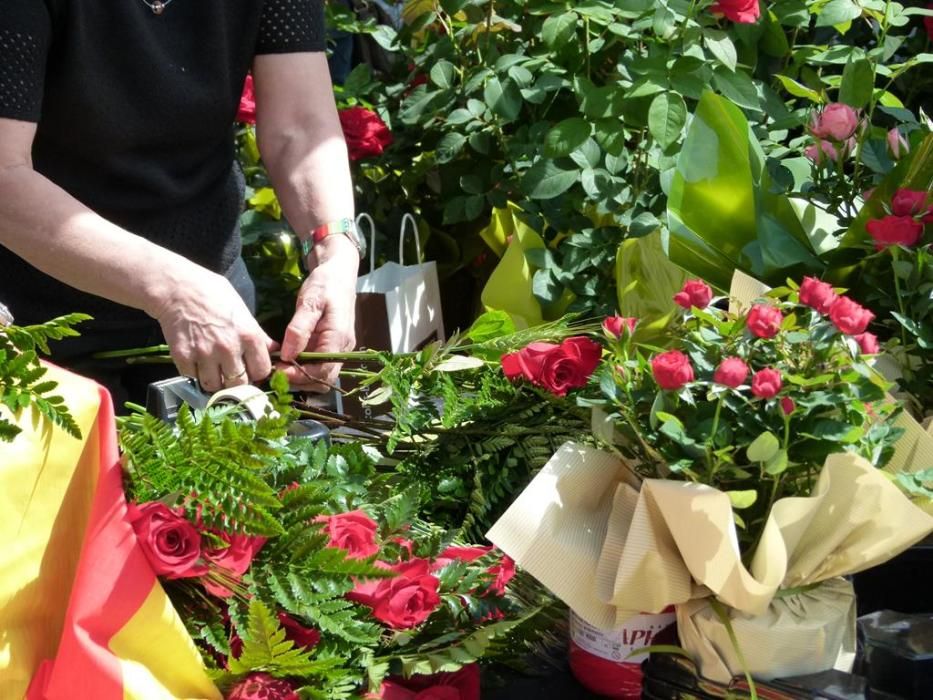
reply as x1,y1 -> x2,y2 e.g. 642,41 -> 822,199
487,445 -> 933,681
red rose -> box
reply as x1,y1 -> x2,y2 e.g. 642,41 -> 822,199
228,673 -> 298,700
202,531 -> 266,597
925,4 -> 933,41
236,74 -> 256,125
315,510 -> 380,560
809,103 -> 859,142
751,368 -> 782,399
433,546 -> 515,596
891,189 -> 933,222
798,277 -> 837,315
487,555 -> 515,596
602,315 -> 637,338
127,502 -> 206,579
714,357 -> 749,388
829,296 -> 875,335
673,279 -> 714,310
854,332 -> 880,355
746,304 -> 783,339
651,350 -> 695,391
338,106 -> 393,161
349,558 -> 441,629
502,337 -> 601,397
375,664 -> 481,700
277,613 -> 321,650
781,397 -> 796,415
709,0 -> 760,23
866,215 -> 923,249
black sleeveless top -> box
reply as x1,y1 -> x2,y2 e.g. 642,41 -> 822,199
0,0 -> 325,327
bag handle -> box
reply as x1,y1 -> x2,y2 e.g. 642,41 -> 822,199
356,212 -> 378,272
399,213 -> 422,265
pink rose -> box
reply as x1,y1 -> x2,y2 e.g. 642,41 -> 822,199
277,613 -> 321,650
751,368 -> 782,399
127,502 -> 206,579
602,316 -> 638,338
798,276 -> 837,315
709,0 -> 761,23
891,189 -> 933,222
202,531 -> 266,598
810,103 -> 859,141
829,296 -> 875,335
866,215 -> 923,249
746,304 -> 783,339
781,397 -> 796,415
673,279 -> 714,310
651,351 -> 695,391
887,128 -> 909,160
315,510 -> 380,560
228,673 -> 297,700
714,357 -> 749,388
349,559 -> 441,629
236,75 -> 256,125
854,332 -> 880,355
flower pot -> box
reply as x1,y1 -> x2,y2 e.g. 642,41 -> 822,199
568,608 -> 676,698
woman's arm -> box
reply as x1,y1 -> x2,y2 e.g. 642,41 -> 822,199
254,51 -> 359,391
0,117 -> 274,390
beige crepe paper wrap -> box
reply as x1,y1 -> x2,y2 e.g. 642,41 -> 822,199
487,443 -> 933,682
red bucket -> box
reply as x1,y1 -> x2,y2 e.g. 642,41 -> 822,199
568,608 -> 676,698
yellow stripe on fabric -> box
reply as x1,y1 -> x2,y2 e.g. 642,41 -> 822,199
110,581 -> 222,700
0,365 -> 102,700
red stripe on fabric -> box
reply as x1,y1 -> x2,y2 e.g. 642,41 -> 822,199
28,387 -> 158,700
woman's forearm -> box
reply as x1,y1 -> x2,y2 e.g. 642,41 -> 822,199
0,163 -> 202,318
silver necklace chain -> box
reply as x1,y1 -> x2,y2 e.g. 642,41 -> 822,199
140,0 -> 174,15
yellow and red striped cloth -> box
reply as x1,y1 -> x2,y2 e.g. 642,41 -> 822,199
1,363 -> 220,700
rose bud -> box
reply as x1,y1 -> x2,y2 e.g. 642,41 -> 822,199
854,332 -> 880,355
805,139 -> 840,165
781,397 -> 796,415
887,128 -> 910,160
651,350 -> 695,391
828,296 -> 875,335
798,277 -> 837,315
746,304 -> 783,339
891,188 -> 933,222
809,103 -> 859,141
751,368 -> 783,399
602,315 -> 637,338
714,357 -> 749,388
673,279 -> 714,310
866,215 -> 923,250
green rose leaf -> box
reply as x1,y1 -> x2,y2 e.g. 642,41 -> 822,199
648,92 -> 687,150
543,117 -> 592,158
703,29 -> 737,72
747,431 -> 780,463
436,132 -> 467,164
522,161 -> 579,200
430,59 -> 456,89
484,77 -> 522,121
541,12 -> 578,50
839,57 -> 874,109
727,490 -> 758,509
815,0 -> 863,27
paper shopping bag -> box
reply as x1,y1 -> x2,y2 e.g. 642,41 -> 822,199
354,213 -> 445,353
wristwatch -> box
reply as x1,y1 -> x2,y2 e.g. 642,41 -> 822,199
299,217 -> 366,261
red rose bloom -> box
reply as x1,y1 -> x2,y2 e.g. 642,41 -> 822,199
798,277 -> 837,315
374,664 -> 481,700
487,555 -> 516,596
602,315 -> 637,338
709,0 -> 760,23
315,510 -> 380,560
829,296 -> 875,335
854,332 -> 880,355
866,215 -> 923,249
925,4 -> 933,41
714,357 -> 749,388
433,546 -> 515,596
236,74 -> 256,125
751,369 -> 782,399
651,351 -> 695,391
746,304 -> 783,339
277,613 -> 321,650
502,337 -> 601,397
228,673 -> 298,700
781,397 -> 796,416
349,559 -> 441,629
202,531 -> 266,597
127,502 -> 206,579
338,106 -> 393,161
891,189 -> 933,222
673,279 -> 714,310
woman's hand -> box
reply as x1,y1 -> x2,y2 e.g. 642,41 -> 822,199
151,268 -> 275,393
276,236 -> 358,391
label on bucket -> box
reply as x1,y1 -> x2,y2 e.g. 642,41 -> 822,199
570,610 -> 676,663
